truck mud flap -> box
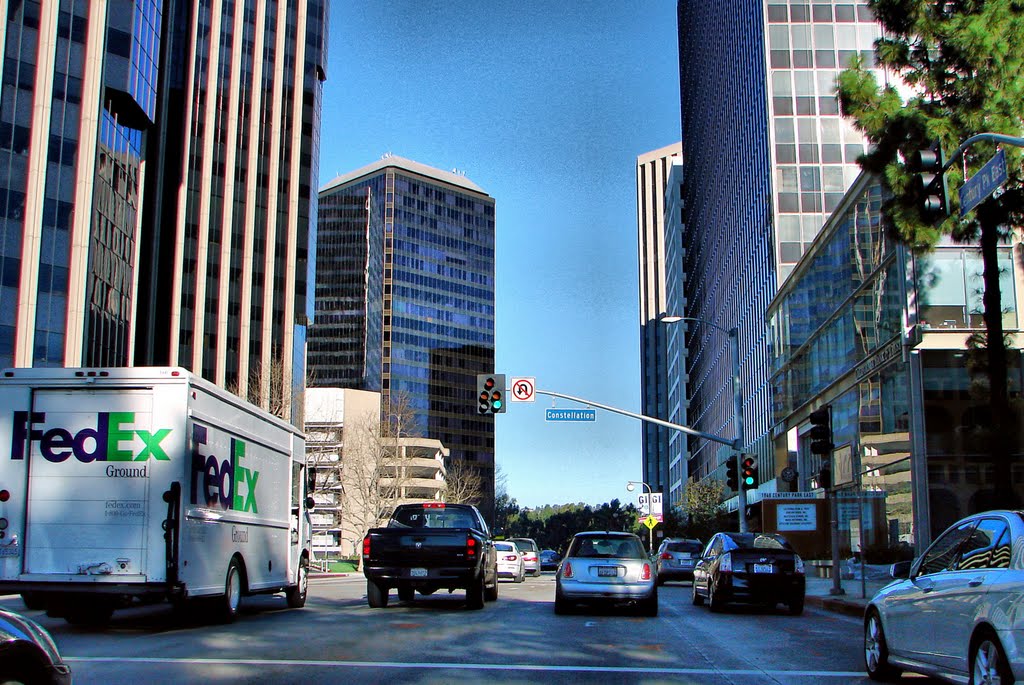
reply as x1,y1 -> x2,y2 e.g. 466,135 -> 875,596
163,482 -> 181,590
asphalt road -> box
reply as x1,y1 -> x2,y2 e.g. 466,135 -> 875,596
2,574 -> 944,684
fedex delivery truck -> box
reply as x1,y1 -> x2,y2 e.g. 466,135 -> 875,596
0,367 -> 314,625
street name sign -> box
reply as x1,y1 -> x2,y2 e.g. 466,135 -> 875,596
545,408 -> 596,422
960,148 -> 1007,217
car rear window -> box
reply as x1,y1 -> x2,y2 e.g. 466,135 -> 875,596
666,541 -> 702,553
495,542 -> 516,552
511,540 -> 538,553
570,536 -> 645,559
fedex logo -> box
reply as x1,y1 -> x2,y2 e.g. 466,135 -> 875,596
11,411 -> 172,463
189,424 -> 259,513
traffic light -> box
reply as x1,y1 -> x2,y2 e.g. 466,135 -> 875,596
740,455 -> 758,489
725,454 -> 739,490
476,373 -> 506,414
908,141 -> 949,223
809,405 -> 834,456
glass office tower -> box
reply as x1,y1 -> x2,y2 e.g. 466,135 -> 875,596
315,156 -> 497,514
675,0 -> 882,506
0,1 -> 161,369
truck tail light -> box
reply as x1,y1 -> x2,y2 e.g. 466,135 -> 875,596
720,553 -> 732,573
0,490 -> 9,503
362,535 -> 371,558
466,536 -> 476,557
641,563 -> 652,581
562,561 -> 573,578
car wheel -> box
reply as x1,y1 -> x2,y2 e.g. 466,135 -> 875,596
970,632 -> 1013,685
466,576 -> 486,609
787,596 -> 804,616
864,609 -> 901,681
641,588 -> 658,617
554,587 -> 571,615
515,567 -> 525,583
285,557 -> 309,608
691,581 -> 704,606
707,580 -> 725,613
397,583 -> 414,602
367,580 -> 389,608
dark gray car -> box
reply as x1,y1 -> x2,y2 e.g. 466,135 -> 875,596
655,538 -> 703,584
0,607 -> 72,684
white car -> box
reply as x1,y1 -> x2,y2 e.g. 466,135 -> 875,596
495,541 -> 526,583
864,509 -> 1024,684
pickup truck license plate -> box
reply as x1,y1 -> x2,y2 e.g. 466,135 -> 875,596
598,566 -> 618,577
410,567 -> 428,577
753,563 -> 773,574
0,545 -> 18,557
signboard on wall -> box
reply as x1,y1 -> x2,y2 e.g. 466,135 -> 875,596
776,503 -> 817,531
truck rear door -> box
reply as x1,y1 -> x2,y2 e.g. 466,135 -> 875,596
21,389 -> 174,580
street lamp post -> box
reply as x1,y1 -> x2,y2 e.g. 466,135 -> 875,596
661,314 -> 748,533
626,480 -> 655,553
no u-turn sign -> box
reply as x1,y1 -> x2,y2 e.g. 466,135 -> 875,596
510,377 -> 535,402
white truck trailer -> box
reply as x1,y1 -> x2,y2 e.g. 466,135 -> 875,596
0,367 -> 314,624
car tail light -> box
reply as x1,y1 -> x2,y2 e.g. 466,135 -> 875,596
641,563 -> 652,581
467,536 -> 477,557
660,552 -> 672,560
720,553 -> 732,573
0,490 -> 9,503
362,535 -> 371,558
794,554 -> 805,575
562,561 -> 574,578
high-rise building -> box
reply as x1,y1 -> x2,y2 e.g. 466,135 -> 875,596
0,2 -> 163,369
636,143 -> 682,499
0,1 -> 328,426
674,0 -> 883,505
314,156 -> 497,516
135,1 -> 329,423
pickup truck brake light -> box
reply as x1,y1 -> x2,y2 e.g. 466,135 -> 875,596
362,535 -> 371,558
422,502 -> 446,509
466,536 -> 476,557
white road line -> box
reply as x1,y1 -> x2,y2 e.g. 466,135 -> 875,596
67,656 -> 863,678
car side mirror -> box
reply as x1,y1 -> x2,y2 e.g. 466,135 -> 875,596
889,560 -> 912,579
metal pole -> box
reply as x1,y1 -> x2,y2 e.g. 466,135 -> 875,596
730,328 -> 748,534
645,482 -> 653,554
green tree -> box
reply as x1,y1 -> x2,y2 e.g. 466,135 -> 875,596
680,478 -> 730,541
837,0 -> 1024,509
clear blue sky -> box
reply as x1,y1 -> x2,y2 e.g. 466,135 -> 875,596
321,2 -> 681,509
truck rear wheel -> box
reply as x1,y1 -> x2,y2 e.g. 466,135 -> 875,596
484,574 -> 498,602
218,559 -> 243,623
466,576 -> 485,610
64,599 -> 114,627
285,558 -> 309,609
367,580 -> 389,608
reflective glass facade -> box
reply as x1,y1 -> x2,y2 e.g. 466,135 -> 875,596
309,188 -> 384,389
769,173 -> 1024,553
316,158 -> 497,515
677,0 -> 777,501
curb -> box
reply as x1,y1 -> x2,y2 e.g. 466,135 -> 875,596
806,594 -> 867,618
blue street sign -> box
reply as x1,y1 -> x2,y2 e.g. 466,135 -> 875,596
960,148 -> 1007,217
545,408 -> 596,422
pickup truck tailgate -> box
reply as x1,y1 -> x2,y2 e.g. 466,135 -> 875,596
368,530 -> 472,567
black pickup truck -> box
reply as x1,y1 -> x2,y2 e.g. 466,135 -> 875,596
362,502 -> 499,609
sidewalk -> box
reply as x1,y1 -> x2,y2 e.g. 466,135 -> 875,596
804,563 -> 892,617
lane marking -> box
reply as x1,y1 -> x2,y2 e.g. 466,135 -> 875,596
67,656 -> 864,677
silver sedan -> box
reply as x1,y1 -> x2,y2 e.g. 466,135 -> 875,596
554,531 -> 657,616
864,509 -> 1024,684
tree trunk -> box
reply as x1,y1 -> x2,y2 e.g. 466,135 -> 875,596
977,208 -> 1018,509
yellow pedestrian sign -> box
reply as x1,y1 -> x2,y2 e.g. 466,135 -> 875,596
644,515 -> 658,530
